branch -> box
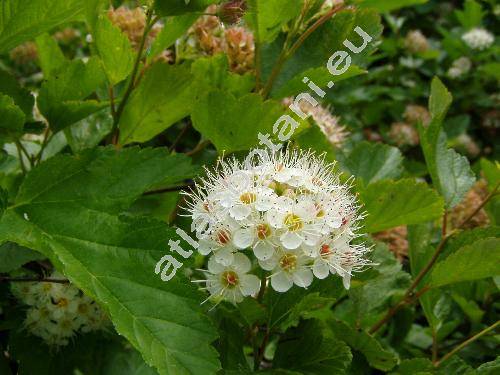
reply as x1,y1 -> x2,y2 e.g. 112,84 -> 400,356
434,320 -> 500,367
260,4 -> 344,98
369,183 -> 500,334
457,182 -> 499,229
110,10 -> 157,145
143,181 -> 195,195
0,276 -> 69,284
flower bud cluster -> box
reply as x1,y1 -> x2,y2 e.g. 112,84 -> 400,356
283,98 -> 348,147
11,273 -> 107,346
9,42 -> 38,65
107,6 -> 161,50
404,30 -> 429,54
180,5 -> 255,74
185,149 -> 369,304
388,122 -> 419,147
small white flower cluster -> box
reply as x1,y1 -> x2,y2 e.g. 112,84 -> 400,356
11,274 -> 107,346
185,148 -> 369,304
447,57 -> 472,79
462,28 -> 494,50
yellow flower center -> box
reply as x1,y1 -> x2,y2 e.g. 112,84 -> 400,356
284,213 -> 303,231
279,253 -> 298,272
240,192 -> 257,205
57,298 -> 69,308
256,223 -> 272,240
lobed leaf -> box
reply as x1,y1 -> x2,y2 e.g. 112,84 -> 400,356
360,179 -> 445,233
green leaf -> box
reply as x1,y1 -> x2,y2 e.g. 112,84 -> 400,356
328,319 -> 397,371
35,33 -> 67,79
0,69 -> 34,117
360,179 -> 445,233
354,0 -> 428,12
419,78 -> 475,208
0,242 -> 45,272
454,0 -> 483,29
119,63 -> 194,145
10,331 -> 158,375
280,293 -> 336,331
0,186 -> 7,218
343,141 -> 403,186
477,357 -> 500,374
64,109 -> 113,152
38,57 -> 107,131
148,14 -> 198,63
0,94 -> 25,143
0,0 -> 85,53
271,65 -> 366,100
245,0 -> 303,44
394,358 -> 434,374
274,320 -> 352,374
154,0 -> 219,16
429,238 -> 500,288
0,147 -> 220,374
191,90 -> 284,153
428,77 -> 452,124
94,14 -> 135,85
192,55 -> 255,97
481,159 -> 500,189
262,8 -> 382,96
294,124 -> 335,163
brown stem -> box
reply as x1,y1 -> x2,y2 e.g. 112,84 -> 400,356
457,182 -> 499,229
370,183 -> 499,334
169,123 -> 191,152
186,140 -> 210,157
442,211 -> 447,237
369,286 -> 430,334
260,4 -> 343,98
110,10 -> 156,145
432,330 -> 439,362
15,141 -> 27,174
35,127 -> 51,164
142,181 -> 195,196
434,320 -> 500,367
0,276 -> 69,284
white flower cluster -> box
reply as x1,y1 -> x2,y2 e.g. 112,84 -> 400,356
185,149 -> 369,304
462,28 -> 494,50
11,274 -> 107,346
447,57 -> 472,79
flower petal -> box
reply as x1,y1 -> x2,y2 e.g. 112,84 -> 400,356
313,259 -> 330,279
240,274 -> 260,296
233,227 -> 255,249
214,247 -> 234,266
271,271 -> 293,292
280,231 -> 303,249
230,204 -> 252,221
232,252 -> 251,273
291,267 -> 313,288
253,241 -> 275,260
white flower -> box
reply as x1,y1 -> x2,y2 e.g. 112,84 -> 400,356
184,148 -> 369,300
12,272 -> 107,346
265,249 -> 314,292
462,28 -> 494,50
447,57 -> 472,78
233,218 -> 278,260
198,222 -> 238,266
204,253 -> 260,303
